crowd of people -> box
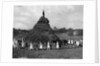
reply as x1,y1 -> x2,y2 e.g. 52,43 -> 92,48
13,38 -> 83,50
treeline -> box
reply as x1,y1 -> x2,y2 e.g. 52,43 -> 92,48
53,28 -> 83,36
13,27 -> 83,37
13,28 -> 29,37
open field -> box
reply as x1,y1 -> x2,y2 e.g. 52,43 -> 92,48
13,47 -> 82,59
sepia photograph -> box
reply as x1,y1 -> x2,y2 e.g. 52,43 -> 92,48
13,5 -> 83,59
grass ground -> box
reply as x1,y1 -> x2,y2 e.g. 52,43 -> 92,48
13,47 -> 82,59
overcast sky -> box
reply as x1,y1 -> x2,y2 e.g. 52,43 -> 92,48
14,5 -> 83,30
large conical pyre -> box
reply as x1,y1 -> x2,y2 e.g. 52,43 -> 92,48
25,10 -> 61,44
